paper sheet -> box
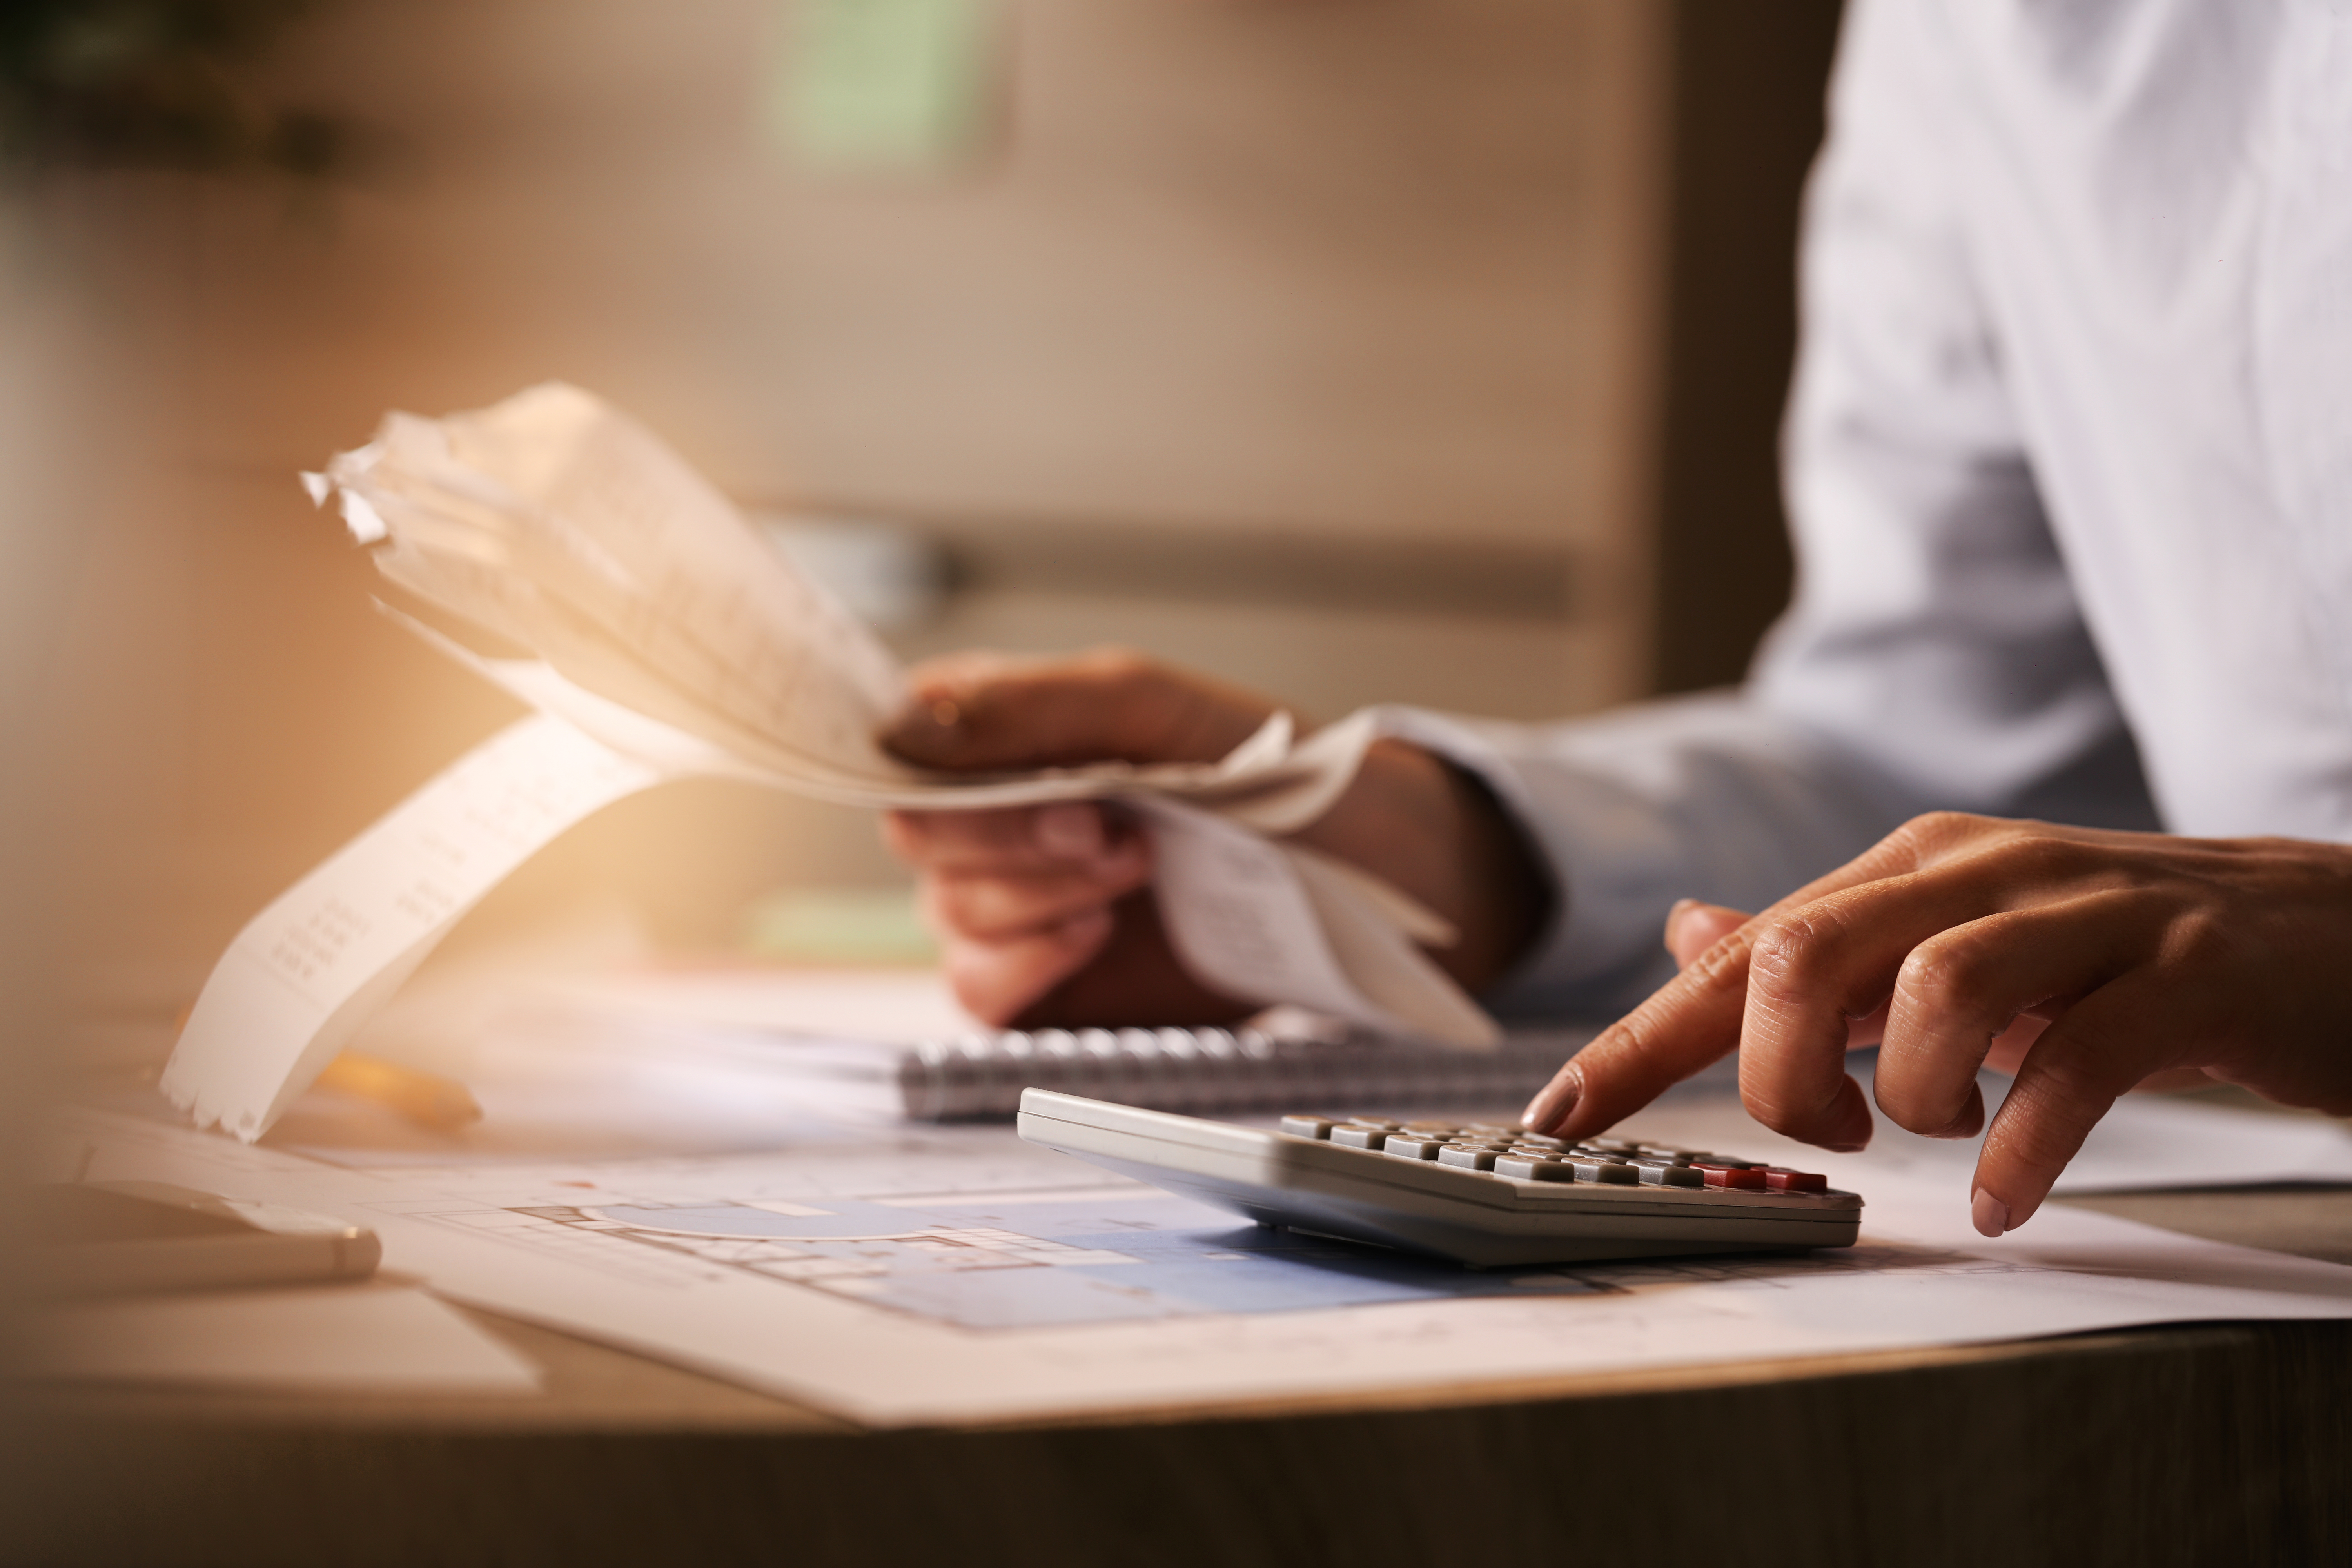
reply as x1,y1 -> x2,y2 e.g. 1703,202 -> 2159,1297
55,1097 -> 2352,1428
1646,1067 -> 2352,1195
9,1283 -> 542,1395
169,384 -> 1495,1143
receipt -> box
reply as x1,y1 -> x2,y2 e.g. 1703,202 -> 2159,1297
163,716 -> 664,1138
164,385 -> 1498,1141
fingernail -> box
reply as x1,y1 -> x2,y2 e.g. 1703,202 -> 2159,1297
1663,897 -> 1699,952
927,698 -> 962,730
1035,802 -> 1106,860
1971,1188 -> 2010,1238
1520,1073 -> 1579,1135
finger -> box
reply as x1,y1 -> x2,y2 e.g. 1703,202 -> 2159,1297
882,648 -> 1277,771
1522,928 -> 1756,1137
882,803 -> 1146,878
1738,893 -> 1925,1150
1875,898 -> 2143,1138
1664,899 -> 1750,968
939,909 -> 1117,1024
1526,815 -> 2002,1143
926,864 -> 1151,942
1969,977 -> 2171,1234
1011,891 -> 1256,1030
1736,845 -> 2111,1150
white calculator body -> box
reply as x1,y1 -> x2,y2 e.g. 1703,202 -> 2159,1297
1017,1089 -> 1863,1267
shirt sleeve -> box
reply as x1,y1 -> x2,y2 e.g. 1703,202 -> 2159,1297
1375,0 -> 2159,1020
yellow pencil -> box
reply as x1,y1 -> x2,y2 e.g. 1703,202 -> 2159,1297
315,1051 -> 484,1131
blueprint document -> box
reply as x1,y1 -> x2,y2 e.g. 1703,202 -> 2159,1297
53,1097 -> 2352,1427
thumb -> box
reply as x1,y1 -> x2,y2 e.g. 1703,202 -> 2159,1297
1665,898 -> 1751,969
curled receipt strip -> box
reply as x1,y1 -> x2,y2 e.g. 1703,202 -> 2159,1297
162,383 -> 1498,1142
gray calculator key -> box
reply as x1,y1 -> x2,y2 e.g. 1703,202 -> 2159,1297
1330,1126 -> 1390,1150
1514,1133 -> 1570,1152
1570,1160 -> 1641,1185
1438,1145 -> 1503,1171
1383,1135 -> 1450,1160
1638,1164 -> 1705,1188
1280,1116 -> 1337,1140
1493,1154 -> 1577,1182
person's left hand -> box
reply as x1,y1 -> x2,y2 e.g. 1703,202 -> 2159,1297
1519,812 -> 2352,1236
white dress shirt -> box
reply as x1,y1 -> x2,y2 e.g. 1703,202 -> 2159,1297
1403,0 -> 2352,1018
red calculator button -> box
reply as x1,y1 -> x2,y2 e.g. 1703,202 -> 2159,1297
1697,1165 -> 1767,1190
1762,1167 -> 1828,1193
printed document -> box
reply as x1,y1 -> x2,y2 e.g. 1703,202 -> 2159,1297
56,1087 -> 2352,1427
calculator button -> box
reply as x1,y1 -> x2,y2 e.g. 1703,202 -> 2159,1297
1330,1126 -> 1390,1150
1762,1167 -> 1829,1193
1637,1164 -> 1705,1188
1570,1160 -> 1640,1185
1403,1120 -> 1461,1134
1493,1154 -> 1576,1182
1698,1165 -> 1768,1190
1514,1134 -> 1570,1152
1344,1117 -> 1403,1131
1690,1155 -> 1756,1171
1280,1116 -> 1336,1140
1383,1135 -> 1449,1160
1438,1146 -> 1502,1171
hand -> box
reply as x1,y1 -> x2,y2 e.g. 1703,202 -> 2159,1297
1520,812 -> 2352,1236
879,648 -> 1544,1029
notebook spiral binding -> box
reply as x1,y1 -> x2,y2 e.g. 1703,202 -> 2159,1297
895,1026 -> 1594,1121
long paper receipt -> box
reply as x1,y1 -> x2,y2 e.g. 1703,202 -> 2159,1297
164,383 -> 1498,1140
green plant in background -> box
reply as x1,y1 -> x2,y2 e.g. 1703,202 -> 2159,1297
0,0 -> 359,176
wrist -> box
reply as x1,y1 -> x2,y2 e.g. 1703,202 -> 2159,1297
1296,739 -> 1548,994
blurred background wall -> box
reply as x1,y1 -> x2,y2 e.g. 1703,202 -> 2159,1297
4,0 -> 1839,1053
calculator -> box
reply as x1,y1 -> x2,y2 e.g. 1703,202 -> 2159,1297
1016,1089 -> 1863,1267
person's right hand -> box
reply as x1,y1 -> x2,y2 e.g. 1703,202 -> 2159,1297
878,648 -> 1544,1030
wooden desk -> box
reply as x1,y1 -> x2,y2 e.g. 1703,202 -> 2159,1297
9,1187 -> 2351,1568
